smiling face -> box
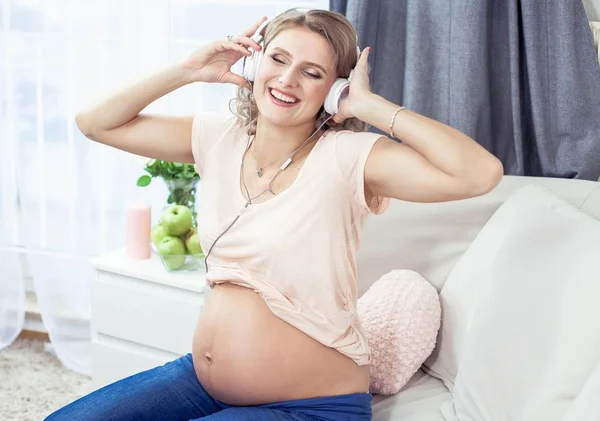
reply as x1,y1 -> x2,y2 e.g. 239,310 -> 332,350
253,27 -> 338,127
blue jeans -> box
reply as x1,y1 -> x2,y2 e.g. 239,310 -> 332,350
45,353 -> 373,420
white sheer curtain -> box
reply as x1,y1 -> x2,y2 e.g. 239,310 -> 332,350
0,0 -> 328,375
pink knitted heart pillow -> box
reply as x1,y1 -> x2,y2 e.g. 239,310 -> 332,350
358,269 -> 441,395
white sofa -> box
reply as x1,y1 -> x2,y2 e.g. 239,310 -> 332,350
357,175 -> 600,421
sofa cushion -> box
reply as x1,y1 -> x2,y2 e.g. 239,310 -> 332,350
356,176 -> 600,299
358,270 -> 441,395
437,184 -> 600,420
422,183 -> 537,390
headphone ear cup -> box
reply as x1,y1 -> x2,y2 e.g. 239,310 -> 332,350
324,78 -> 350,115
242,48 -> 264,82
242,17 -> 271,82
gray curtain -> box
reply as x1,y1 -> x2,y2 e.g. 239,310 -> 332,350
331,0 -> 600,180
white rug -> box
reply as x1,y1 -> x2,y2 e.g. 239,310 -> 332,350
0,338 -> 95,421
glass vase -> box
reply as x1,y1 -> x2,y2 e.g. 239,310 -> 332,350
154,178 -> 203,273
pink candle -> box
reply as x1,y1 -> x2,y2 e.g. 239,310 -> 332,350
125,203 -> 151,259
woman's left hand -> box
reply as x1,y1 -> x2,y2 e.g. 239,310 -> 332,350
332,47 -> 373,124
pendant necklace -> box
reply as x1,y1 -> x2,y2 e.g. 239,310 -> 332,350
252,133 -> 320,178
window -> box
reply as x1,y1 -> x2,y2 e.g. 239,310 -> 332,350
1,0 -> 329,254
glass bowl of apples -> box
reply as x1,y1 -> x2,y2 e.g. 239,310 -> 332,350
150,205 -> 205,272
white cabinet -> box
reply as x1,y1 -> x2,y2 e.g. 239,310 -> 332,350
89,249 -> 209,389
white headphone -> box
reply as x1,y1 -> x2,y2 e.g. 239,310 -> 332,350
241,16 -> 361,115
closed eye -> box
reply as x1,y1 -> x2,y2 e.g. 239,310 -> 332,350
270,55 -> 322,79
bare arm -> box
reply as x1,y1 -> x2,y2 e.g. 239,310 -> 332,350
359,94 -> 504,203
76,64 -> 196,163
333,48 -> 503,203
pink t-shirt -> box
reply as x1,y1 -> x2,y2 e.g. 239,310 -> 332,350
191,112 -> 389,366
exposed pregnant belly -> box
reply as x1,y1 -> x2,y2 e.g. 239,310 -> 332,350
191,282 -> 370,406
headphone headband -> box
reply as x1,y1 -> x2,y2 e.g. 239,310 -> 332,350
253,18 -> 270,42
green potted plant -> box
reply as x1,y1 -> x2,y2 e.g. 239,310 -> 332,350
136,160 -> 200,226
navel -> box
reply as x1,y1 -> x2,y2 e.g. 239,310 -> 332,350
204,352 -> 214,366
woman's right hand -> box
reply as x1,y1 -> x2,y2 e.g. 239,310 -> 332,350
182,17 -> 268,87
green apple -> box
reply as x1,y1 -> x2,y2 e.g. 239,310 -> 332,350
156,236 -> 186,271
161,205 -> 193,236
184,229 -> 203,256
150,223 -> 169,247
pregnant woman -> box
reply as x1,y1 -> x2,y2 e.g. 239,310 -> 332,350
46,7 -> 502,421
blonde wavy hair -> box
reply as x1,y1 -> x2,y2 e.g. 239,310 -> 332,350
230,8 -> 367,135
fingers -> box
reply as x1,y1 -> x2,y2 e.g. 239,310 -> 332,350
222,71 -> 249,87
228,35 -> 262,52
222,40 -> 253,56
357,47 -> 371,76
359,47 -> 371,66
332,113 -> 344,124
243,16 -> 268,38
